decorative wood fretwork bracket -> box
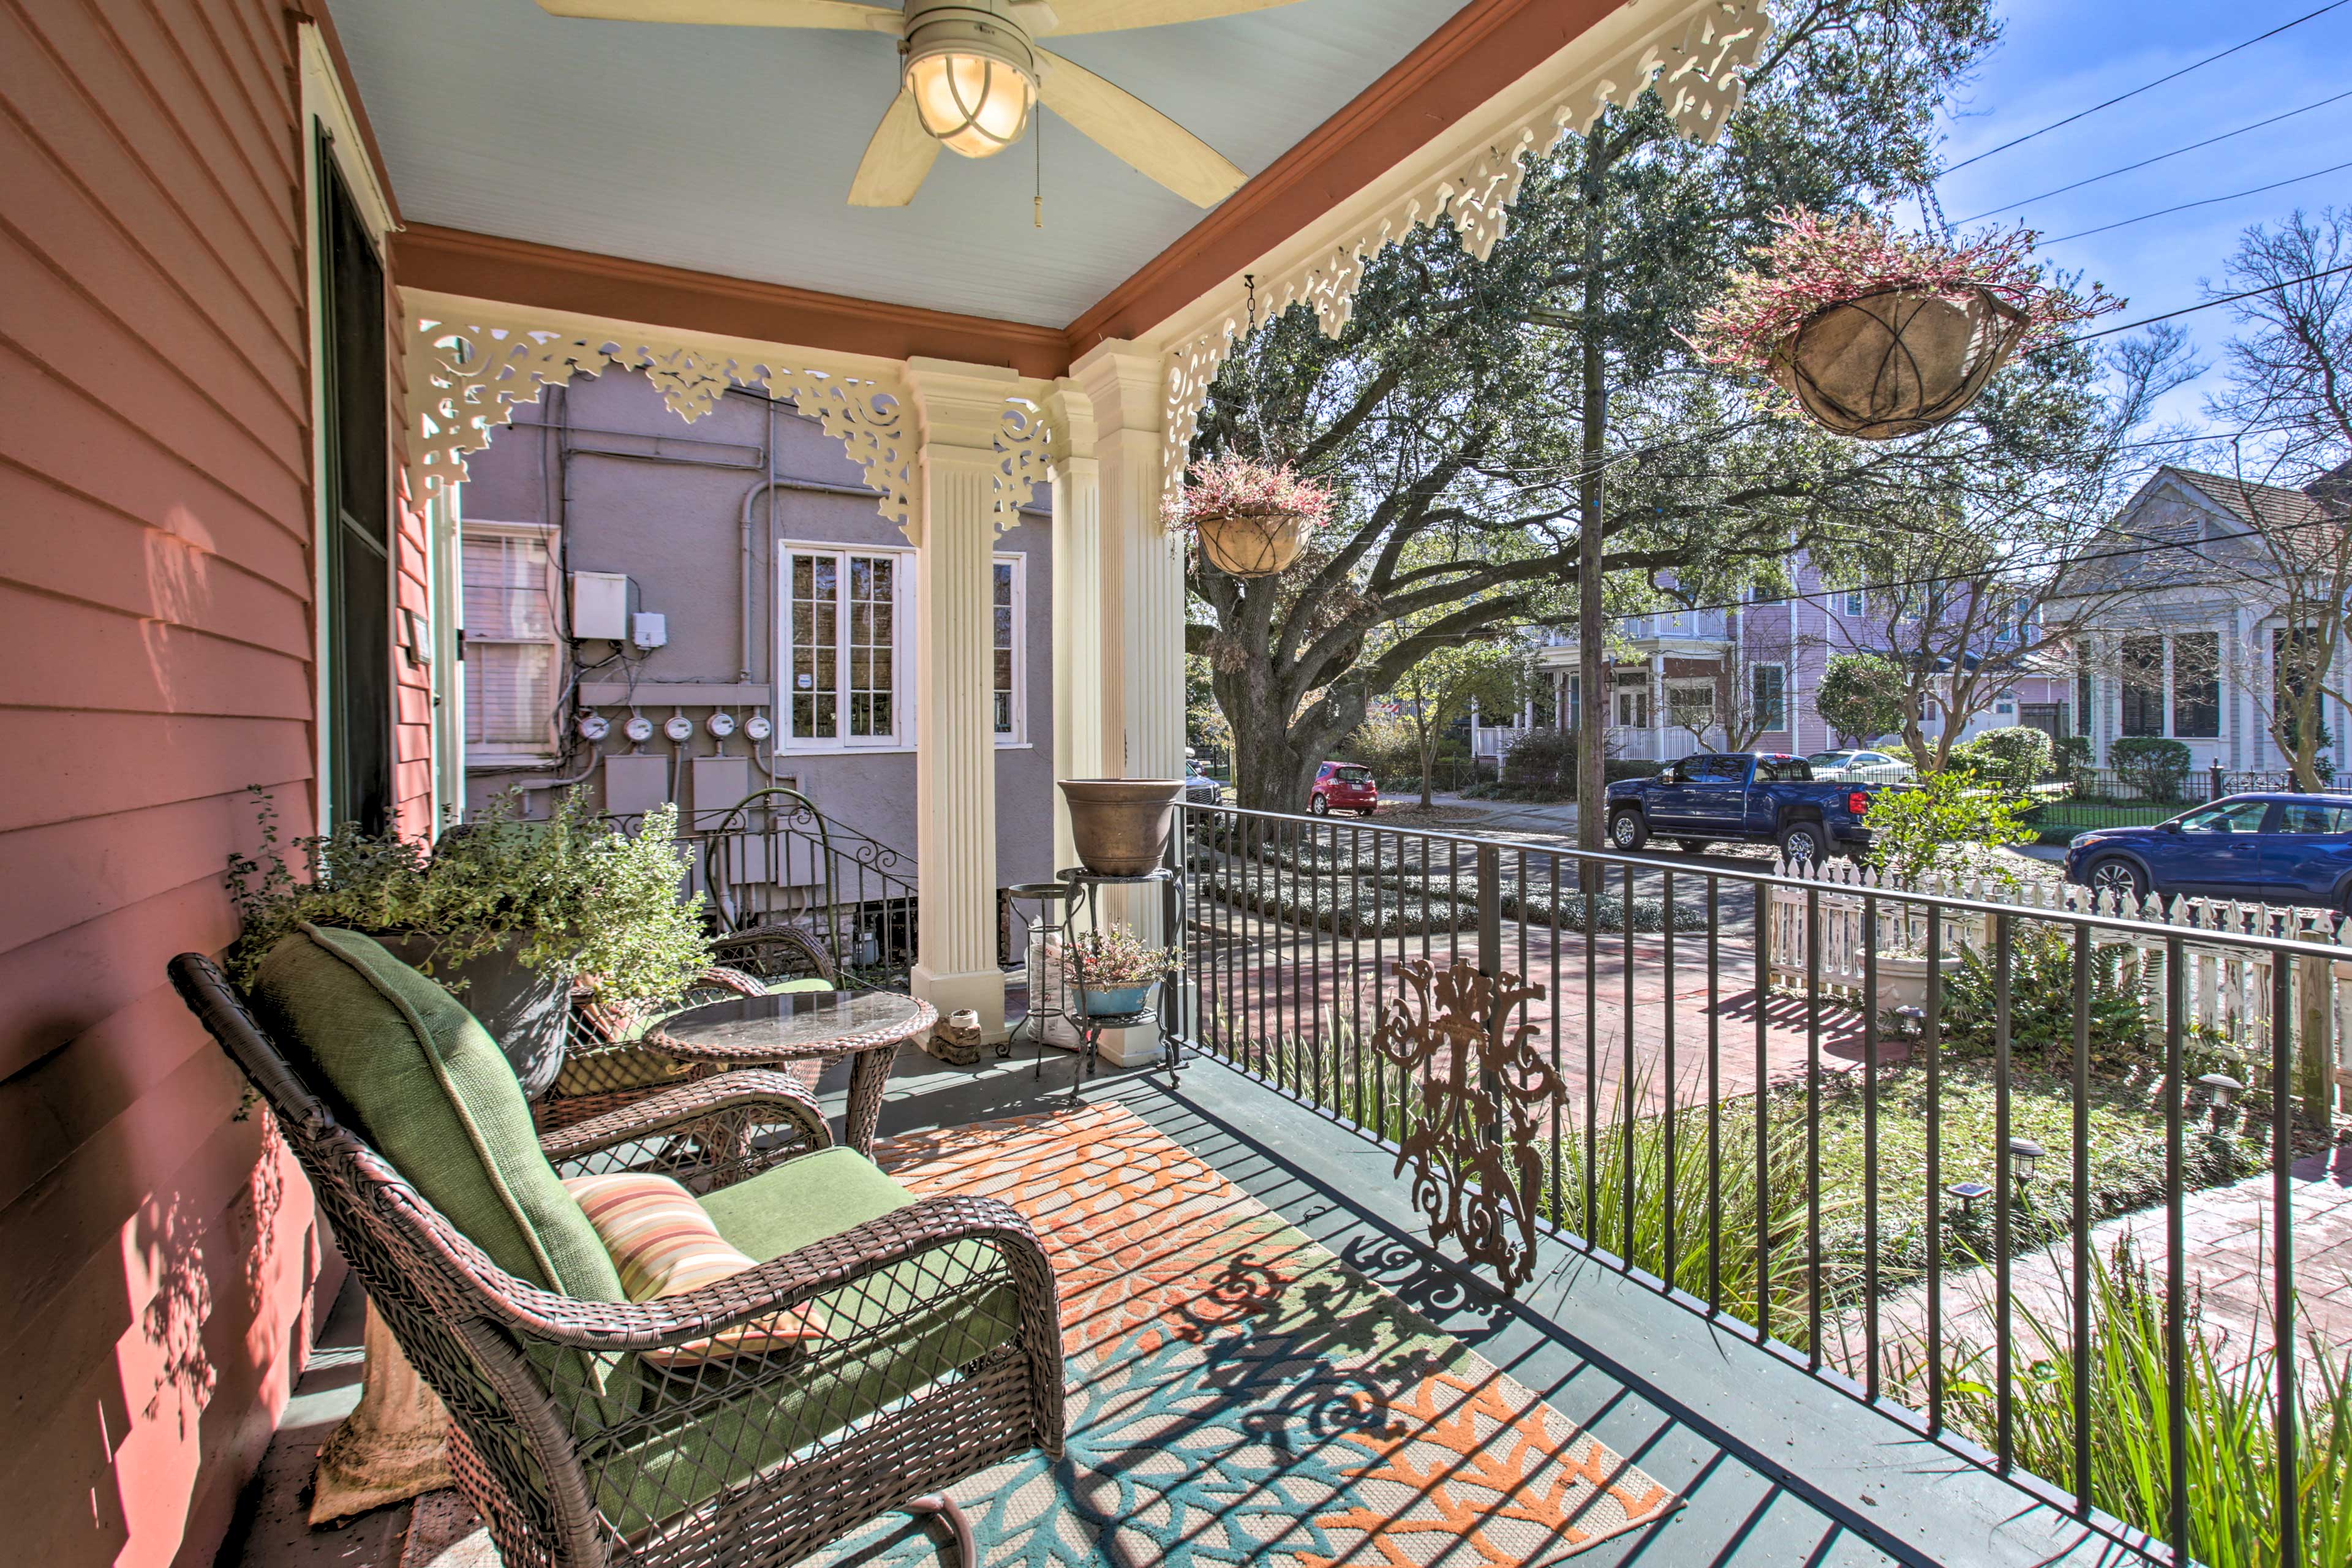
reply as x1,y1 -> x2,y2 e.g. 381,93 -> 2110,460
1156,0 -> 1771,509
1370,957 -> 1557,1294
404,293 -> 1053,535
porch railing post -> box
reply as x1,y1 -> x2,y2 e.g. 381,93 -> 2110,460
2211,759 -> 2226,802
1476,841 -> 1502,1144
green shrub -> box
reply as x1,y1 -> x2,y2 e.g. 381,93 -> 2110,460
1950,725 -> 2052,790
1501,727 -> 1577,796
1818,653 -> 1908,744
2108,736 -> 2194,801
225,788 -> 712,1008
2052,734 -> 2092,779
1934,924 -> 2149,1071
1864,769 -> 2036,884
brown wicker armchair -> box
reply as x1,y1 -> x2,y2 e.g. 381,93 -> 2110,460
170,952 -> 1063,1568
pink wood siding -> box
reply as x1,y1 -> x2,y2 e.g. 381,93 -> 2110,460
0,2 -> 422,1562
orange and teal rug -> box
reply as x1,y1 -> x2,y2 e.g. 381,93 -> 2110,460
821,1101 -> 1679,1567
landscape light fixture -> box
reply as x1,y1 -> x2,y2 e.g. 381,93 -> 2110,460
2007,1137 -> 2045,1184
1945,1180 -> 1993,1216
1892,1005 -> 1925,1041
2196,1072 -> 2244,1112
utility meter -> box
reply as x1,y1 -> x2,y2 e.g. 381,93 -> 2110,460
663,713 -> 694,743
743,712 -> 773,742
623,714 -> 655,744
706,711 -> 737,739
575,712 -> 611,742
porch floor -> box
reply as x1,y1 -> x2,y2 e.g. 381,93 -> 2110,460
220,1040 -> 2136,1568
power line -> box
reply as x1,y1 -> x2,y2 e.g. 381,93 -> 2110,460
1950,86 -> 2352,226
2063,260 -> 2352,342
1939,1 -> 2351,175
2043,156 -> 2352,246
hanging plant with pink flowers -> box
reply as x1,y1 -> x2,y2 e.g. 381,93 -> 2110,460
1163,452 -> 1336,579
1690,209 -> 2124,440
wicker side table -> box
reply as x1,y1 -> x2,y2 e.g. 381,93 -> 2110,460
646,988 -> 935,1155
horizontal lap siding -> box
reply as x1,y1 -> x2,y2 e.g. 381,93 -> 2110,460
0,2 -> 398,1564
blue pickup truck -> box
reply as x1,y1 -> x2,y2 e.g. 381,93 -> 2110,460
1604,752 -> 1881,862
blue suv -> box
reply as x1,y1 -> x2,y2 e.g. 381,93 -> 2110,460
2062,793 -> 2352,911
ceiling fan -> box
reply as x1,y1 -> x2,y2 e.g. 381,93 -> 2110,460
534,1 -> 1311,208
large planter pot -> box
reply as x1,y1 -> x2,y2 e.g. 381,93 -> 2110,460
1877,951 -> 1962,1012
1082,982 -> 1157,1017
1194,509 -> 1309,578
1769,285 -> 2029,440
1059,779 -> 1186,876
373,930 -> 571,1097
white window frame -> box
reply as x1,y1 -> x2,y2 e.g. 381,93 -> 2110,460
1750,661 -> 1789,732
992,552 -> 1028,747
777,543 -> 918,753
1840,590 -> 1866,618
460,521 -> 563,763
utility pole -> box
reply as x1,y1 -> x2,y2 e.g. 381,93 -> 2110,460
1575,124 -> 1609,892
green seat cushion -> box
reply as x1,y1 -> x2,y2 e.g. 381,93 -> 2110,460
250,924 -> 627,1309
584,1150 -> 1023,1536
767,976 -> 835,995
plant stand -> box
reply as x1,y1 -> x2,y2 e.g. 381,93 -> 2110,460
309,1299 -> 451,1524
1002,881 -> 1073,1059
1043,865 -> 1184,1093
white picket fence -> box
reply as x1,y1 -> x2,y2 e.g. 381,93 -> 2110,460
1763,862 -> 2352,1098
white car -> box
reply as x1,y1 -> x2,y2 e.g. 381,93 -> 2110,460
1805,749 -> 1915,785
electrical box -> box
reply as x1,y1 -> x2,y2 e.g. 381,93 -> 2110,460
571,571 -> 631,641
690,756 -> 751,832
632,611 -> 668,650
601,753 -> 669,817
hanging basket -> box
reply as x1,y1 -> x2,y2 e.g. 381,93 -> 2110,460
1768,285 -> 2030,440
1194,508 -> 1311,579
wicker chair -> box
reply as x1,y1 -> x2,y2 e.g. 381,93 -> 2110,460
170,952 -> 1064,1568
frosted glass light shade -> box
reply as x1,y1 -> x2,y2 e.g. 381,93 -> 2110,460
907,47 -> 1034,157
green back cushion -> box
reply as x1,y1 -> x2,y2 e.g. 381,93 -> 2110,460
250,924 -> 627,1307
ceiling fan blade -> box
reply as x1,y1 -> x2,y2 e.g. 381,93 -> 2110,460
535,0 -> 900,31
848,90 -> 942,207
1036,49 -> 1244,207
1035,0 -> 1308,36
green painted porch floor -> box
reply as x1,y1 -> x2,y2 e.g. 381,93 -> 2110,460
217,1039 -> 2135,1568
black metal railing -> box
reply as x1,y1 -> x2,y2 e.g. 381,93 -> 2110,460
606,790 -> 919,989
2026,764 -> 2352,841
1169,802 -> 2349,1567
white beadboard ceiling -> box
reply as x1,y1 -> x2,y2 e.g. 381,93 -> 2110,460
330,0 -> 1478,327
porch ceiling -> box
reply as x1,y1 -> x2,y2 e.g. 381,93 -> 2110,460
326,0 -> 1474,328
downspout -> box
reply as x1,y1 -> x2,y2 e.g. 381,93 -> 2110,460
744,401 -> 766,684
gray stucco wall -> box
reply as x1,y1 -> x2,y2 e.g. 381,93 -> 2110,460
458,366 -> 1058,895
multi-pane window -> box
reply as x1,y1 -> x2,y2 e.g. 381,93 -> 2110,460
786,549 -> 907,747
2172,631 -> 2220,739
2120,635 -> 2166,737
1839,590 -> 1866,617
993,556 -> 1023,740
462,526 -> 559,755
1613,673 -> 1651,728
1751,663 -> 1788,731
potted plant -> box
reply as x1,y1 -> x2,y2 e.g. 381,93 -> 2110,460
225,790 -> 713,1096
1163,451 -> 1335,578
1691,210 -> 2120,439
1065,924 -> 1182,1016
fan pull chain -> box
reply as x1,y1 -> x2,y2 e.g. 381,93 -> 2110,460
1034,111 -> 1044,228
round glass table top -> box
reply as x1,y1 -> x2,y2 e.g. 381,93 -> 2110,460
654,988 -> 929,1056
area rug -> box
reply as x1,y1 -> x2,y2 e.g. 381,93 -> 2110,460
403,1102 -> 1676,1567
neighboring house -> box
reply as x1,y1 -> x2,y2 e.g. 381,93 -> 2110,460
2051,465 -> 2352,774
456,367 -> 1058,891
1485,553 -> 2071,765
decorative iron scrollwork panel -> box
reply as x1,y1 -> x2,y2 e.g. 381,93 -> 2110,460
1369,958 -> 1555,1294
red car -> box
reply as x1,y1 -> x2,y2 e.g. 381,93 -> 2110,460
1310,761 -> 1378,816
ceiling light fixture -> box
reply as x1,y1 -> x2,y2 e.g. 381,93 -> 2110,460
903,4 -> 1037,159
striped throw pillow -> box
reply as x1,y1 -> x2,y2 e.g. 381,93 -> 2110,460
564,1172 -> 825,1363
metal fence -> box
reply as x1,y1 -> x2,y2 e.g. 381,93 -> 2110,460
2026,764 -> 2352,839
1168,803 -> 2348,1566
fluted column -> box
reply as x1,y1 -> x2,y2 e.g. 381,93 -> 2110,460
907,358 -> 1014,1039
1072,342 -> 1184,1068
1048,378 -> 1103,876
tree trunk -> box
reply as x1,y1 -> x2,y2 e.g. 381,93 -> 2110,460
1575,126 -> 1609,893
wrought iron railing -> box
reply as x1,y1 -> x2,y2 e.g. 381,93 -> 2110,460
1168,802 -> 2348,1567
607,790 -> 919,989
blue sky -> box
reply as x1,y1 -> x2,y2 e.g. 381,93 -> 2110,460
1929,0 -> 2352,447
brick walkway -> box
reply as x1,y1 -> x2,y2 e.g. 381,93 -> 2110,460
1833,1140 -> 2352,1384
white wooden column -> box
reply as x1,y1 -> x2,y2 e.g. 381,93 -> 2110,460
1047,378 -> 1103,875
1073,340 -> 1185,1066
907,358 -> 1014,1039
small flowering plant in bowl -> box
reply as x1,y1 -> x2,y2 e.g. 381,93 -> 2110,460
1066,924 -> 1184,1016
1690,209 -> 2122,439
1164,452 -> 1336,578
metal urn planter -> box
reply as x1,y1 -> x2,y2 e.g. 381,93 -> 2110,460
1768,285 -> 2029,440
373,931 -> 571,1097
1058,778 -> 1186,876
1194,509 -> 1310,578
